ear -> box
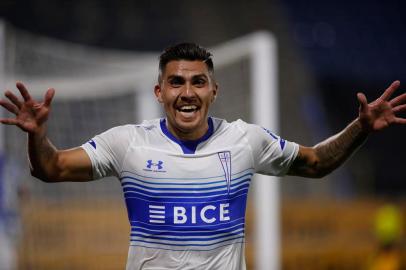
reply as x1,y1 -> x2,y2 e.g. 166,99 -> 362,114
211,83 -> 219,103
154,84 -> 163,103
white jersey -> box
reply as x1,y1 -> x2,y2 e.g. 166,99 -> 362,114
81,117 -> 298,270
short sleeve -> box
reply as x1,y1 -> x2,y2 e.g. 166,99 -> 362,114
243,121 -> 299,176
81,125 -> 134,179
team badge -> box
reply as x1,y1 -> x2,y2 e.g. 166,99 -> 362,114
218,151 -> 232,194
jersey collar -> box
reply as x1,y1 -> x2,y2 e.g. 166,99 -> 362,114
160,117 -> 214,154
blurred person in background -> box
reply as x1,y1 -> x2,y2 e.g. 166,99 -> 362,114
0,43 -> 405,270
0,155 -> 25,270
368,204 -> 404,270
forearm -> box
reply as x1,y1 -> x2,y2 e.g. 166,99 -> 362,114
313,118 -> 368,176
28,126 -> 62,181
289,118 -> 369,178
2,83 -> 93,182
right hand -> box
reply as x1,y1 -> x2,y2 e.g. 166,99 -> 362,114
0,82 -> 55,133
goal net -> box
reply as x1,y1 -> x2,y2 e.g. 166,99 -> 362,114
0,21 -> 279,270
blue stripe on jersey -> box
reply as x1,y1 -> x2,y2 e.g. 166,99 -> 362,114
122,176 -> 250,193
130,221 -> 245,235
125,194 -> 247,227
120,173 -> 253,187
129,240 -> 245,252
130,226 -> 245,243
122,183 -> 250,200
121,165 -> 253,250
130,235 -> 244,248
130,218 -> 245,232
121,167 -> 254,181
122,184 -> 250,200
123,187 -> 249,205
130,230 -> 244,242
131,224 -> 245,236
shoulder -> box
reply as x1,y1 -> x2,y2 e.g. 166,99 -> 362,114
111,119 -> 161,134
94,119 -> 161,143
211,117 -> 249,134
134,119 -> 162,134
98,124 -> 136,139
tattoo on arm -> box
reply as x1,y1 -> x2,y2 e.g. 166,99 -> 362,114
314,119 -> 368,176
290,119 -> 368,178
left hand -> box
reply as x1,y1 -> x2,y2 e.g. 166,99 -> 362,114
357,80 -> 406,133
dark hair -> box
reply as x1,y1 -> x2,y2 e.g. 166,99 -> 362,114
158,42 -> 214,81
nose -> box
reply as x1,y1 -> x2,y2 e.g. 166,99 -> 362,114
180,82 -> 196,99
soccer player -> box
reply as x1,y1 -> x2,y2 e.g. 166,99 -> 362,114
1,43 -> 405,270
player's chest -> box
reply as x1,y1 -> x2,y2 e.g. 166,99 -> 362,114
120,143 -> 252,181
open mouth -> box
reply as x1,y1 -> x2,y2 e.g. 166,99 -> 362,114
177,105 -> 199,113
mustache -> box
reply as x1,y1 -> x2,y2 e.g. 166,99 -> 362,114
175,95 -> 201,107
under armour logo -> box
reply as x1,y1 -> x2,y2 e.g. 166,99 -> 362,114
146,160 -> 164,170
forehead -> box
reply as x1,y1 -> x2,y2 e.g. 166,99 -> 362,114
162,60 -> 210,78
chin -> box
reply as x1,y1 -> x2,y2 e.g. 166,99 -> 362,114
175,114 -> 203,128
176,121 -> 200,132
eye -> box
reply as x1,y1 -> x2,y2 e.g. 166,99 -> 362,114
193,78 -> 207,87
168,77 -> 184,87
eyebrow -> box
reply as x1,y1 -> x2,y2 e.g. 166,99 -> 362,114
166,73 -> 209,80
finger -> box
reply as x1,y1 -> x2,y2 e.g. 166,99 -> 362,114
0,99 -> 19,115
357,92 -> 368,113
4,90 -> 22,108
0,118 -> 19,125
16,81 -> 32,102
390,92 -> 406,107
393,104 -> 406,113
380,80 -> 400,101
393,117 -> 406,125
44,88 -> 55,107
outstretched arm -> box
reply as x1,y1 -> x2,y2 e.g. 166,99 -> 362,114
288,80 -> 406,178
0,82 -> 93,182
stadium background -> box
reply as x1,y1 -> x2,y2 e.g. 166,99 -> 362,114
0,0 -> 406,269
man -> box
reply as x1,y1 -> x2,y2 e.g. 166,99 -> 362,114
1,43 -> 405,270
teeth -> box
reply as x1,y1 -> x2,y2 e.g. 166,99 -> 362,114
178,105 -> 197,112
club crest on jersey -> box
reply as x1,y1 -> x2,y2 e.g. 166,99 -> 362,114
144,160 -> 166,173
218,151 -> 232,194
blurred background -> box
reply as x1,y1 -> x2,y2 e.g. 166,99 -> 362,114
0,0 -> 405,269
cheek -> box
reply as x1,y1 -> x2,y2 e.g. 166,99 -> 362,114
202,91 -> 215,105
160,90 -> 177,103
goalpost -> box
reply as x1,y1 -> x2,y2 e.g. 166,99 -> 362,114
1,22 -> 280,270
0,21 -> 5,157
212,32 -> 280,270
